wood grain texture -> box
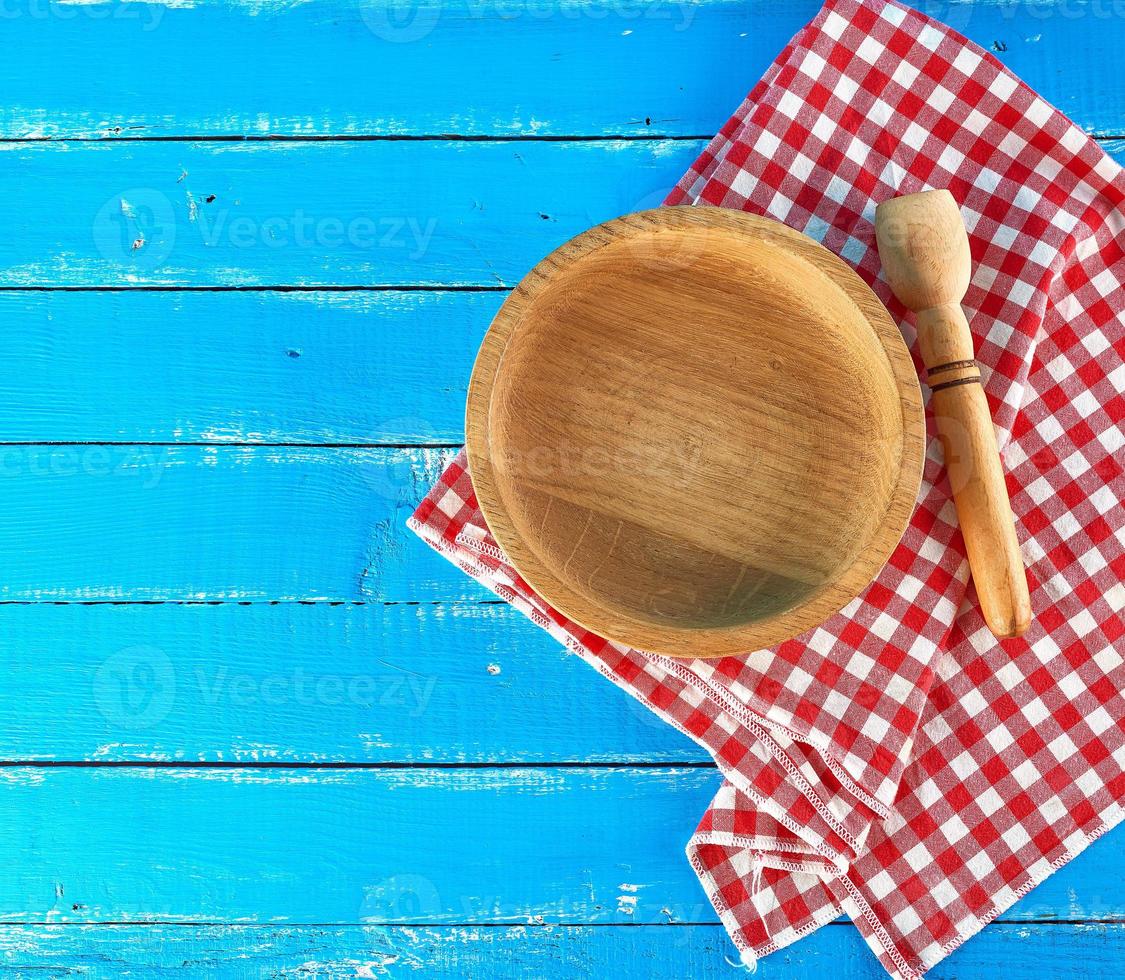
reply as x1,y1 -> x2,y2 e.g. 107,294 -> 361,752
0,766 -> 1122,924
2,922 -> 1125,979
0,290 -> 498,444
0,603 -> 701,763
469,208 -> 923,655
0,140 -> 701,288
0,0 -> 1121,139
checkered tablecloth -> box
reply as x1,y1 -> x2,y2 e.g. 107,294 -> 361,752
409,0 -> 1125,974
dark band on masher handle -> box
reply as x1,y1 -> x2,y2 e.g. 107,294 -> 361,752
927,358 -> 978,377
927,358 -> 981,393
930,375 -> 982,393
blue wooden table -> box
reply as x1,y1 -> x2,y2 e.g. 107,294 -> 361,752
1,1 -> 1122,976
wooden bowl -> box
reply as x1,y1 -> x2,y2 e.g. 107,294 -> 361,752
466,208 -> 923,658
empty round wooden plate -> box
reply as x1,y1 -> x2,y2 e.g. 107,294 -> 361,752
467,208 -> 924,658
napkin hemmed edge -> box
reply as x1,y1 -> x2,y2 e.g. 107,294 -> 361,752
688,799 -> 1125,980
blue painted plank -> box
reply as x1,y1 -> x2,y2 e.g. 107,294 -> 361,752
0,0 -> 1121,139
0,767 -> 720,923
0,0 -> 773,140
0,290 -> 497,444
0,140 -> 701,287
0,446 -> 469,601
0,766 -> 1122,924
3,138 -> 1121,289
1,922 -> 1123,979
0,602 -> 701,763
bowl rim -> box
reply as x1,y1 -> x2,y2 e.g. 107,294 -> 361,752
465,207 -> 924,658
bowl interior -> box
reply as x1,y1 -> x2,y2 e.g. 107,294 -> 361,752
473,212 -> 921,656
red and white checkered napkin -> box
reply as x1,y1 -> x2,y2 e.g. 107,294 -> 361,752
409,0 -> 1125,974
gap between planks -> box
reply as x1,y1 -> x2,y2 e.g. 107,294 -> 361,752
0,761 -> 716,769
0,442 -> 465,449
0,285 -> 510,293
0,135 -> 1121,144
0,918 -> 1110,927
0,134 -> 715,144
0,599 -> 497,605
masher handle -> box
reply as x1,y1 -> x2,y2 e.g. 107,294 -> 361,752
917,302 -> 1031,639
